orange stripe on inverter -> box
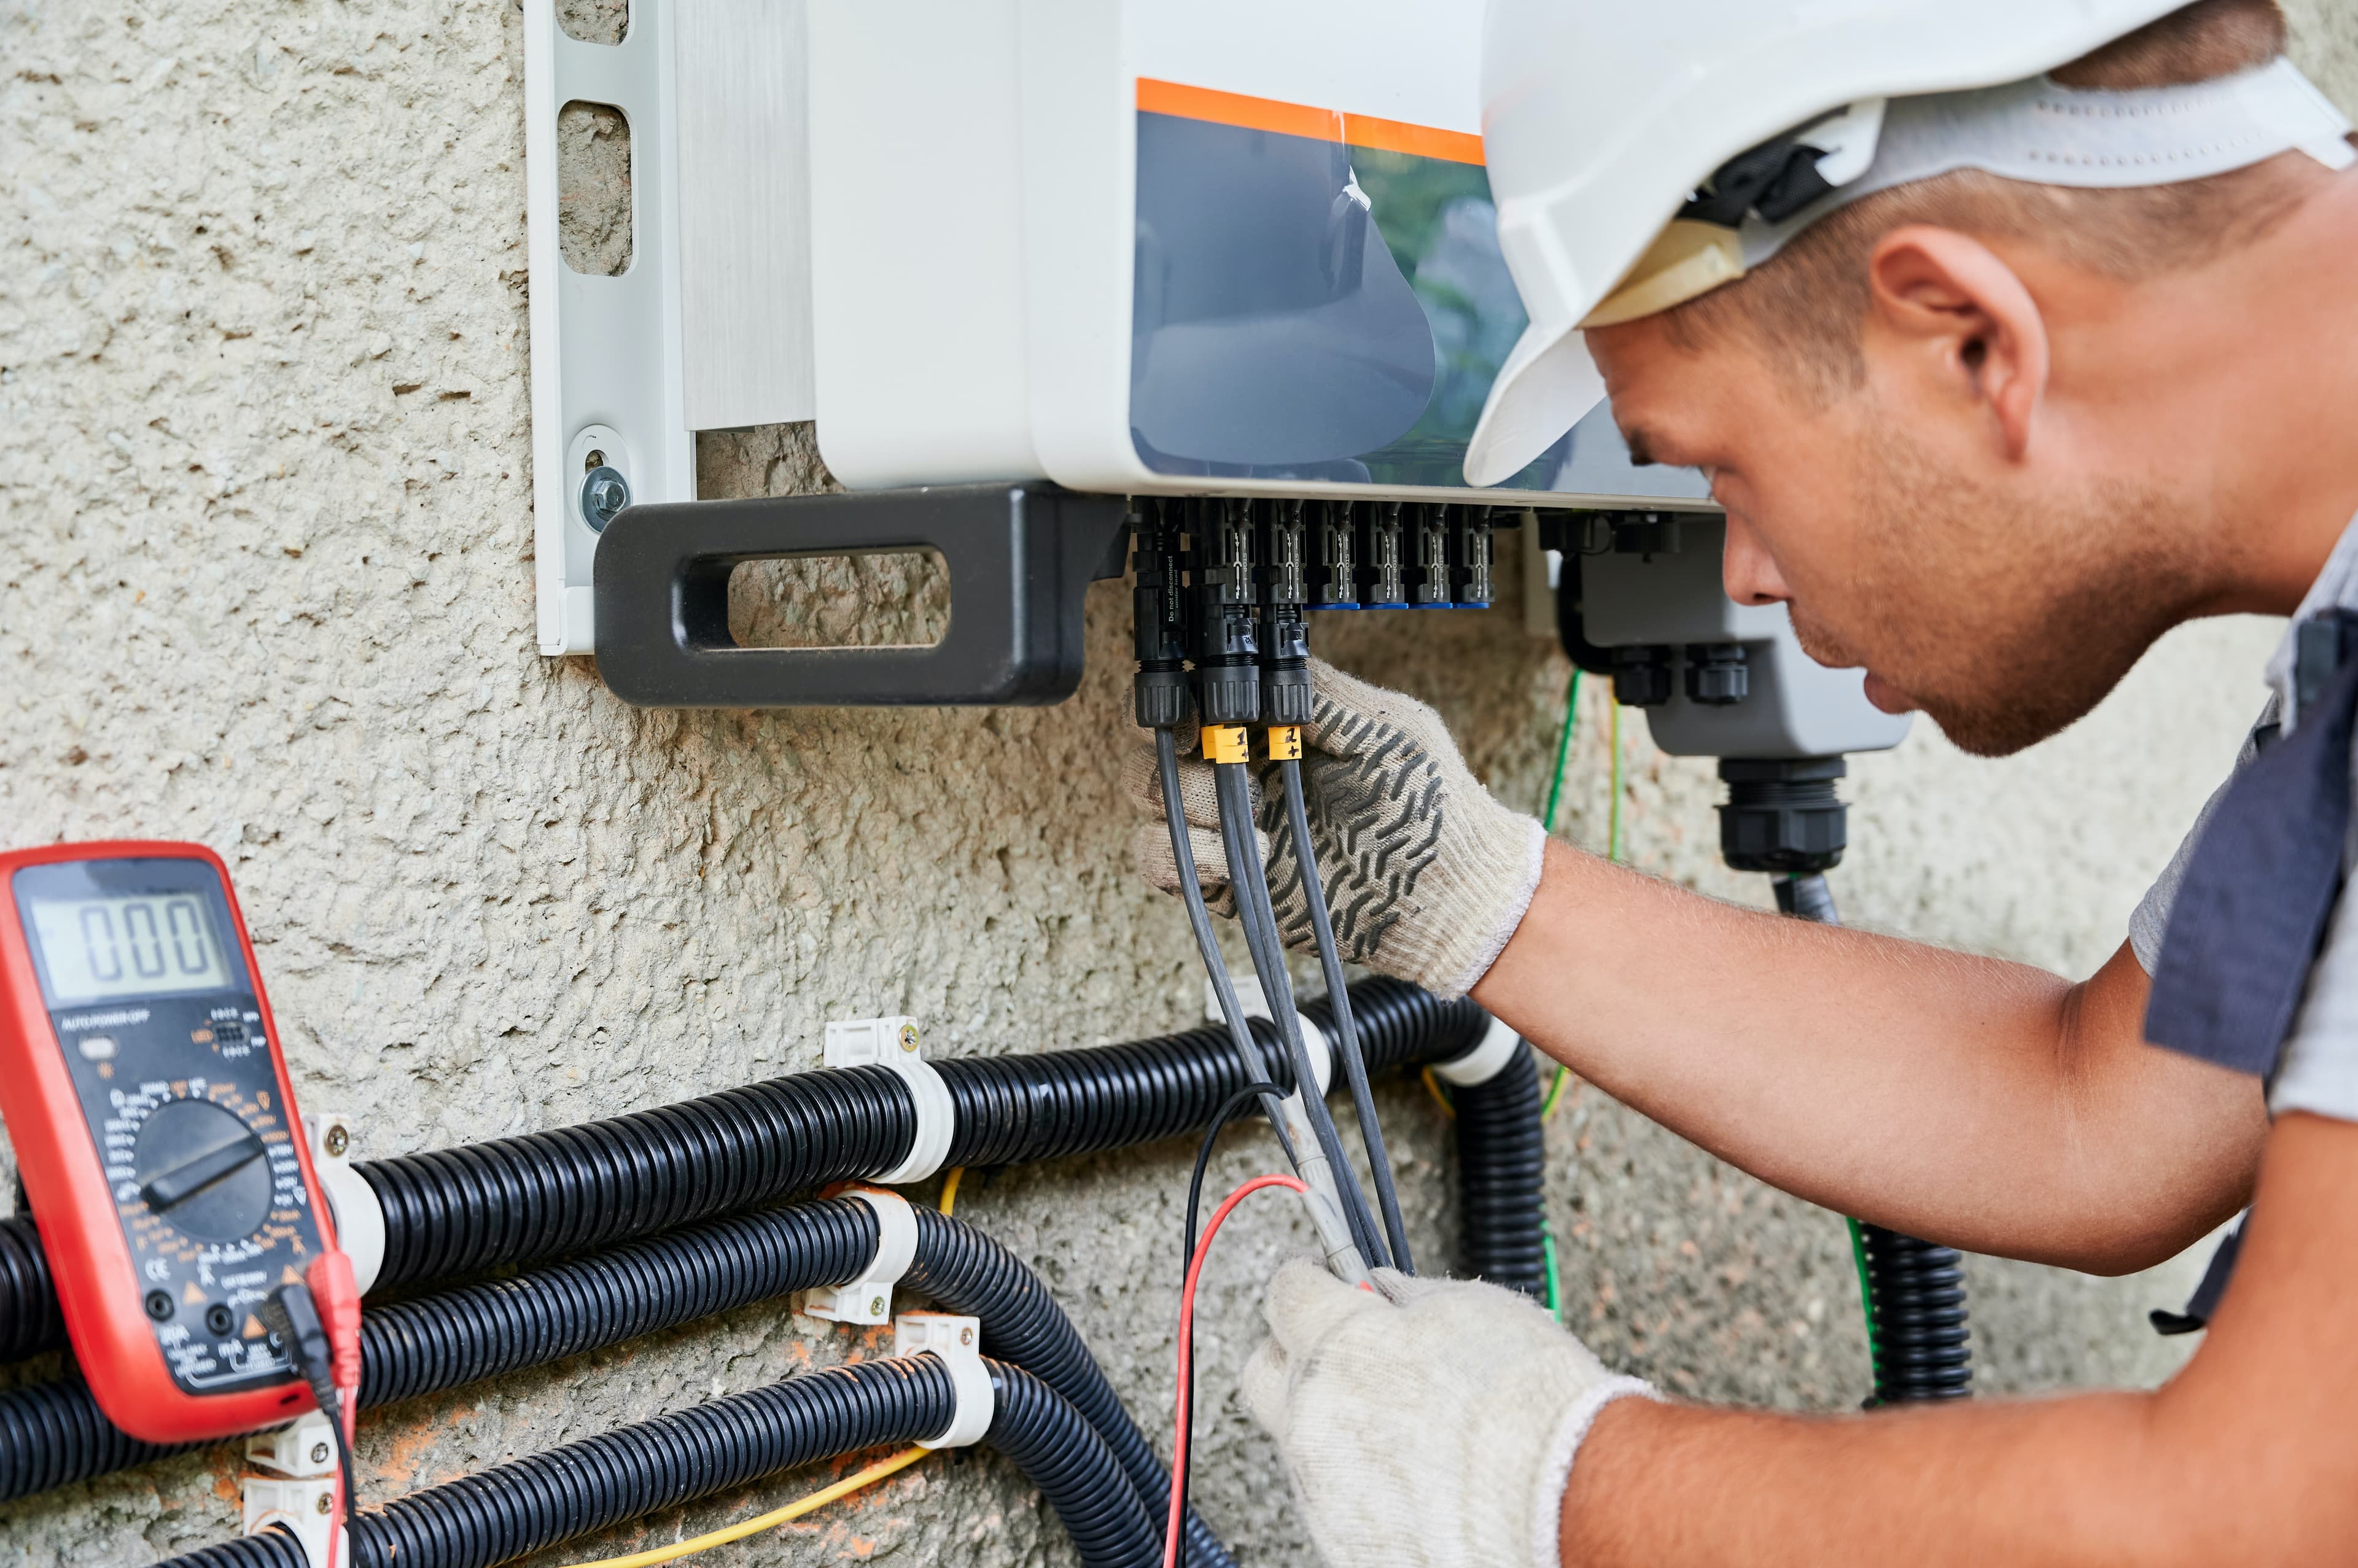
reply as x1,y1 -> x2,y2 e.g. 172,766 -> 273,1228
1135,77 -> 1485,166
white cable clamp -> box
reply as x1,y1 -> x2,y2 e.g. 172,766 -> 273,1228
303,1111 -> 384,1297
243,1410 -> 344,1568
824,1016 -> 953,1184
894,1313 -> 994,1449
1203,979 -> 1334,1093
1432,1014 -> 1523,1088
799,1187 -> 919,1326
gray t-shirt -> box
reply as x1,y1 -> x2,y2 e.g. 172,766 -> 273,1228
2131,512 -> 2358,1123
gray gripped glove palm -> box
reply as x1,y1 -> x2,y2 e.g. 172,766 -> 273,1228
1123,658 -> 1547,1001
1240,1259 -> 1654,1568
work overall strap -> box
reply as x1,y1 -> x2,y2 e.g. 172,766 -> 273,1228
2141,608 -> 2358,1332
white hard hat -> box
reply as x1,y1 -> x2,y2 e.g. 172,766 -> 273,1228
1463,1 -> 2355,487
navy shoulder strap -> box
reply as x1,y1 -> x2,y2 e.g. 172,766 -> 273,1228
2144,612 -> 2358,1076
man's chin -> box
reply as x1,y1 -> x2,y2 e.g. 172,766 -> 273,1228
1860,672 -> 1918,715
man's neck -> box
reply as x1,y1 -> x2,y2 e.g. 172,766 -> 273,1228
2167,157 -> 2358,615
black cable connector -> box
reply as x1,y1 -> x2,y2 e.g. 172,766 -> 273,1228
1134,499 -> 1295,1166
256,1283 -> 356,1565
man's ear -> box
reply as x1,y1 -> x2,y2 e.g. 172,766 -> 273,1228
1866,226 -> 2050,462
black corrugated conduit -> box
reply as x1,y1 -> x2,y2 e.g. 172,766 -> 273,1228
984,1359 -> 1164,1568
0,1200 -> 879,1505
4,980 -> 1528,1556
146,1531 -> 308,1568
1855,1224 -> 1973,1403
149,1357 -> 1158,1568
0,1375 -> 192,1501
0,1215 -> 60,1362
1772,871 -> 1973,1405
359,1065 -> 920,1289
1301,978 -> 1486,1074
362,977 -> 1492,1290
902,1205 -> 1228,1568
1,980 -> 1508,1359
356,1198 -> 881,1408
1450,1036 -> 1549,1299
5,1197 -> 1238,1568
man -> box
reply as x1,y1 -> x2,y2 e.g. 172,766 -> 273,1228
1130,1 -> 2358,1562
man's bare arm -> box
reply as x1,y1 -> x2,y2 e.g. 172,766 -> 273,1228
1473,840 -> 2263,1269
1558,1112 -> 2358,1566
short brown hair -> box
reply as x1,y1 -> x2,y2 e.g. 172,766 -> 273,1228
1662,0 -> 2314,394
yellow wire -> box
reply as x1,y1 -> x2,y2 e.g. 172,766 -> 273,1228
1540,1062 -> 1572,1121
558,1446 -> 930,1568
938,1167 -> 964,1216
1419,1066 -> 1455,1119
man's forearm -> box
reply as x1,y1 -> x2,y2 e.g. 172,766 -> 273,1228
1563,1115 -> 2358,1566
1563,1391 -> 2185,1568
1473,841 -> 2259,1267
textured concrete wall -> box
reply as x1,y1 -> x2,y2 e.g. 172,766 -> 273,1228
1,2 -> 2349,1563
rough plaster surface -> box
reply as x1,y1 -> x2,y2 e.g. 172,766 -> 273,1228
0,2 -> 2348,1563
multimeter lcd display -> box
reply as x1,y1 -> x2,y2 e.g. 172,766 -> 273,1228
26,893 -> 233,1004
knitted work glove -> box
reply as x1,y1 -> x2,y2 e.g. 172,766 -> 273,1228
1240,1259 -> 1653,1568
1124,658 -> 1547,999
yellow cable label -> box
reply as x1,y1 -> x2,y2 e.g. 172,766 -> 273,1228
1201,724 -> 1250,764
1266,725 -> 1302,761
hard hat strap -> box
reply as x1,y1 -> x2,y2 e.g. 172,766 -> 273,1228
1731,55 -> 2354,273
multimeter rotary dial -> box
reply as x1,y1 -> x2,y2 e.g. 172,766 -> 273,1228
131,1096 -> 274,1244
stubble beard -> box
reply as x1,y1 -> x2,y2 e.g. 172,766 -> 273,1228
1788,417 -> 2206,759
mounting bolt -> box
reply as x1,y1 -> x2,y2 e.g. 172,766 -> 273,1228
868,1295 -> 887,1317
322,1124 -> 349,1158
310,1442 -> 332,1466
959,1325 -> 974,1347
581,466 -> 631,532
316,1491 -> 334,1515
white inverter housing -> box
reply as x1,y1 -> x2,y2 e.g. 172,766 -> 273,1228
804,0 -> 1712,510
531,0 -> 1901,772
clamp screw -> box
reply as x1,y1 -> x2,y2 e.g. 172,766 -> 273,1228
898,1023 -> 919,1053
323,1124 -> 349,1158
869,1295 -> 887,1316
959,1325 -> 974,1347
316,1492 -> 334,1515
581,466 -> 631,532
310,1442 -> 332,1465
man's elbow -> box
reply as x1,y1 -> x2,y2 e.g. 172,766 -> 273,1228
2031,1192 -> 2244,1278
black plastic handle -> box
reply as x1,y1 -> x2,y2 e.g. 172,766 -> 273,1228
591,483 -> 1130,708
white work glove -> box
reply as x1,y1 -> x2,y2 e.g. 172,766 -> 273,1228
1124,658 -> 1547,999
1240,1259 -> 1653,1568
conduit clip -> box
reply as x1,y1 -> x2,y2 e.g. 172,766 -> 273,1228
305,1111 -> 384,1295
799,1186 -> 919,1327
824,1016 -> 954,1184
1432,1014 -> 1523,1088
1202,979 -> 1334,1094
895,1313 -> 994,1449
243,1409 -> 343,1568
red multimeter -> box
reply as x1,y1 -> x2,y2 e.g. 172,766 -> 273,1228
0,841 -> 338,1444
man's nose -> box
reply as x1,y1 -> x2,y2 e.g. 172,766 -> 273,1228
1721,513 -> 1792,608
